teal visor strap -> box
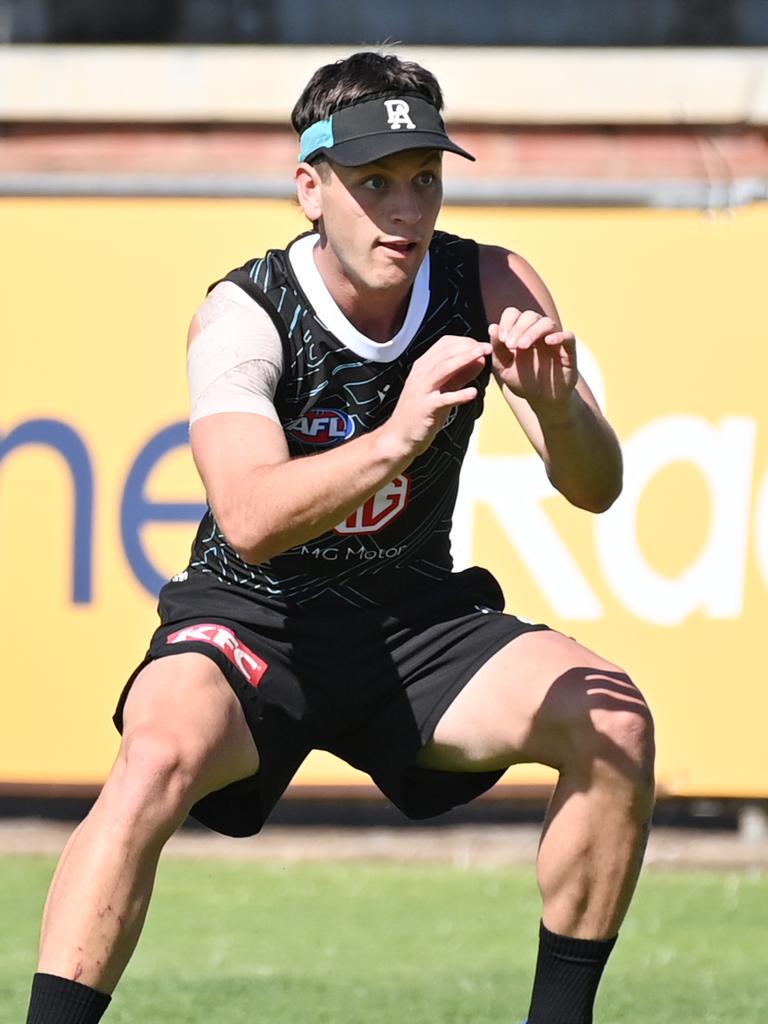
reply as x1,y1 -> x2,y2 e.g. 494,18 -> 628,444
298,117 -> 335,162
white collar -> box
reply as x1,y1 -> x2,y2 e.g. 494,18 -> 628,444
288,233 -> 430,363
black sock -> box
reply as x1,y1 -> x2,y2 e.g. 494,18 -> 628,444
26,973 -> 111,1024
526,921 -> 617,1024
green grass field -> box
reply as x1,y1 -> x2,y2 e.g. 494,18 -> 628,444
2,854 -> 765,1023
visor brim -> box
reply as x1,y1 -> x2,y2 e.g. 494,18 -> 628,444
306,132 -> 475,167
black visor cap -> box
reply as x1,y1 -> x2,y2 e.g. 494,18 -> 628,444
299,94 -> 475,166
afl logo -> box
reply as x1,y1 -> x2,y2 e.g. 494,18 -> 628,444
287,409 -> 355,445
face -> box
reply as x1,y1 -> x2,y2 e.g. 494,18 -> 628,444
296,148 -> 443,300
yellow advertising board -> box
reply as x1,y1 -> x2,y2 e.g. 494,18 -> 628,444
1,197 -> 765,798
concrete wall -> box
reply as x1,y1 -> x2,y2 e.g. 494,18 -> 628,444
2,46 -> 768,125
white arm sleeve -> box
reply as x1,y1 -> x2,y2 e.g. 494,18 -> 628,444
187,280 -> 284,426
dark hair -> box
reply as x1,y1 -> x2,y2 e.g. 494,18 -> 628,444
291,51 -> 444,135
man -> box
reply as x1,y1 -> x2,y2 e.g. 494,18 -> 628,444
26,51 -> 654,1024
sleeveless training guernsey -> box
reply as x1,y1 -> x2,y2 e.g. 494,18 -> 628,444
186,229 -> 491,612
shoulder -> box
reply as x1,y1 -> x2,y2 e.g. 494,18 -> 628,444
186,280 -> 282,355
206,235 -> 305,304
478,244 -> 561,325
428,229 -> 478,260
428,230 -> 484,293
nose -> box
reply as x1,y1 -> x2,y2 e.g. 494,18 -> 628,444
390,184 -> 422,226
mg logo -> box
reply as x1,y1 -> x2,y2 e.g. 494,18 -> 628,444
335,474 -> 411,534
383,99 -> 416,131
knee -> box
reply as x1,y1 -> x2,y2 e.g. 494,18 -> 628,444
110,728 -> 207,835
566,671 -> 655,802
592,688 -> 655,807
599,698 -> 655,774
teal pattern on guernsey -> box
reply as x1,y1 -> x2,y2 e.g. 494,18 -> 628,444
186,230 -> 491,612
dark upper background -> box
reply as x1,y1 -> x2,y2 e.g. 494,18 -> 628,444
2,0 -> 767,46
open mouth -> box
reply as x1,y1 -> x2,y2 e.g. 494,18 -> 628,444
378,240 -> 418,256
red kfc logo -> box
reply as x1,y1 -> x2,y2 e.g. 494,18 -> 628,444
334,474 -> 411,534
166,624 -> 267,687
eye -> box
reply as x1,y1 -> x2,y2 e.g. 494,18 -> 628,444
363,175 -> 388,191
416,171 -> 437,187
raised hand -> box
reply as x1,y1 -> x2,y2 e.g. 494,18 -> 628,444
386,334 -> 492,455
490,307 -> 578,412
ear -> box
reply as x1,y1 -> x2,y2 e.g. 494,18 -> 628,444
295,162 -> 324,224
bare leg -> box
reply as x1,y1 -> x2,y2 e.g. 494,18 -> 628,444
36,654 -> 260,992
418,630 -> 655,939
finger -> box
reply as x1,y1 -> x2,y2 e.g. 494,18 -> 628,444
427,337 -> 492,366
431,346 -> 491,385
433,333 -> 490,353
551,355 -> 570,399
440,354 -> 490,392
490,336 -> 515,370
548,345 -> 559,397
515,316 -> 558,351
542,334 -> 578,373
438,385 -> 478,407
443,339 -> 492,371
543,330 -> 576,349
500,308 -> 543,348
412,344 -> 487,389
514,347 -> 540,394
497,307 -> 522,343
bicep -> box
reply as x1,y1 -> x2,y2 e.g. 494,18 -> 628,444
480,244 -> 561,327
479,245 -> 607,452
186,280 -> 290,508
191,412 -> 290,520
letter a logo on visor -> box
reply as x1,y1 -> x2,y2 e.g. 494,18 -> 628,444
384,99 -> 416,130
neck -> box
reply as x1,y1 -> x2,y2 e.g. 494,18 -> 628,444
312,238 -> 414,343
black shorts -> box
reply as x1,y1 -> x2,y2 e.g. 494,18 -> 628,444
114,566 -> 549,837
